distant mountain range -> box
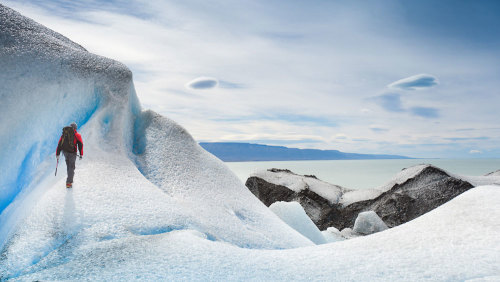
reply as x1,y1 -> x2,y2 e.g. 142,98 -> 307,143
199,142 -> 411,162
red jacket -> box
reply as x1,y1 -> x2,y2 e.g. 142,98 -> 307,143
56,129 -> 83,156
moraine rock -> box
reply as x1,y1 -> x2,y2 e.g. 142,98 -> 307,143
246,164 -> 476,231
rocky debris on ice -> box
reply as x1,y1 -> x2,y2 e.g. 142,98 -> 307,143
353,211 -> 388,235
246,164 -> 482,231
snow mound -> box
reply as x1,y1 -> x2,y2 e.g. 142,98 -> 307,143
131,111 -> 312,247
353,211 -> 388,235
321,227 -> 345,243
251,169 -> 348,204
269,201 -> 325,245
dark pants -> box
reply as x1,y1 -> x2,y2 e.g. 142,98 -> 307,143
63,151 -> 77,183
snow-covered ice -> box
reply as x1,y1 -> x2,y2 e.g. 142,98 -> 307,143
321,227 -> 345,243
269,201 -> 325,245
353,211 -> 389,235
339,227 -> 361,239
340,188 -> 382,206
1,4 -> 500,280
251,169 -> 349,204
5,186 -> 499,281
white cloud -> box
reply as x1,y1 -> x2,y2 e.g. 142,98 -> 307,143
469,150 -> 482,154
186,77 -> 219,90
4,0 -> 500,158
387,74 -> 439,90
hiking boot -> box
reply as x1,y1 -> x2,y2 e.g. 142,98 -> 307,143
66,183 -> 72,188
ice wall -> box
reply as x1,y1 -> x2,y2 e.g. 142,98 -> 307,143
0,4 -> 139,213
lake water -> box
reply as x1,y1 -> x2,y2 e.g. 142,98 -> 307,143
225,159 -> 500,190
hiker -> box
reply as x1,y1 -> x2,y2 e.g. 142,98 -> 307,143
56,122 -> 83,188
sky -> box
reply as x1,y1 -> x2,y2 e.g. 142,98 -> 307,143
4,0 -> 500,158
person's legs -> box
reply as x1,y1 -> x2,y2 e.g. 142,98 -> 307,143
63,151 -> 77,184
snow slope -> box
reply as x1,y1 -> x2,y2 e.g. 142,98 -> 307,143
7,186 -> 500,281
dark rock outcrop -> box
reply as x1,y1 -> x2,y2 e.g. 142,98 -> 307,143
246,165 -> 475,231
338,167 -> 474,229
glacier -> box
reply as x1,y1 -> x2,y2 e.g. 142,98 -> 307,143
1,4 -> 499,281
0,4 -> 312,278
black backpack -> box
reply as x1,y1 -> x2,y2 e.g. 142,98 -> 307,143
60,126 -> 76,153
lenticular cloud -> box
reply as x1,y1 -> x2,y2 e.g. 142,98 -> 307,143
186,76 -> 219,89
388,74 -> 438,90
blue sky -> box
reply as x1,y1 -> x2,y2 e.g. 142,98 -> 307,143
5,0 -> 500,158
